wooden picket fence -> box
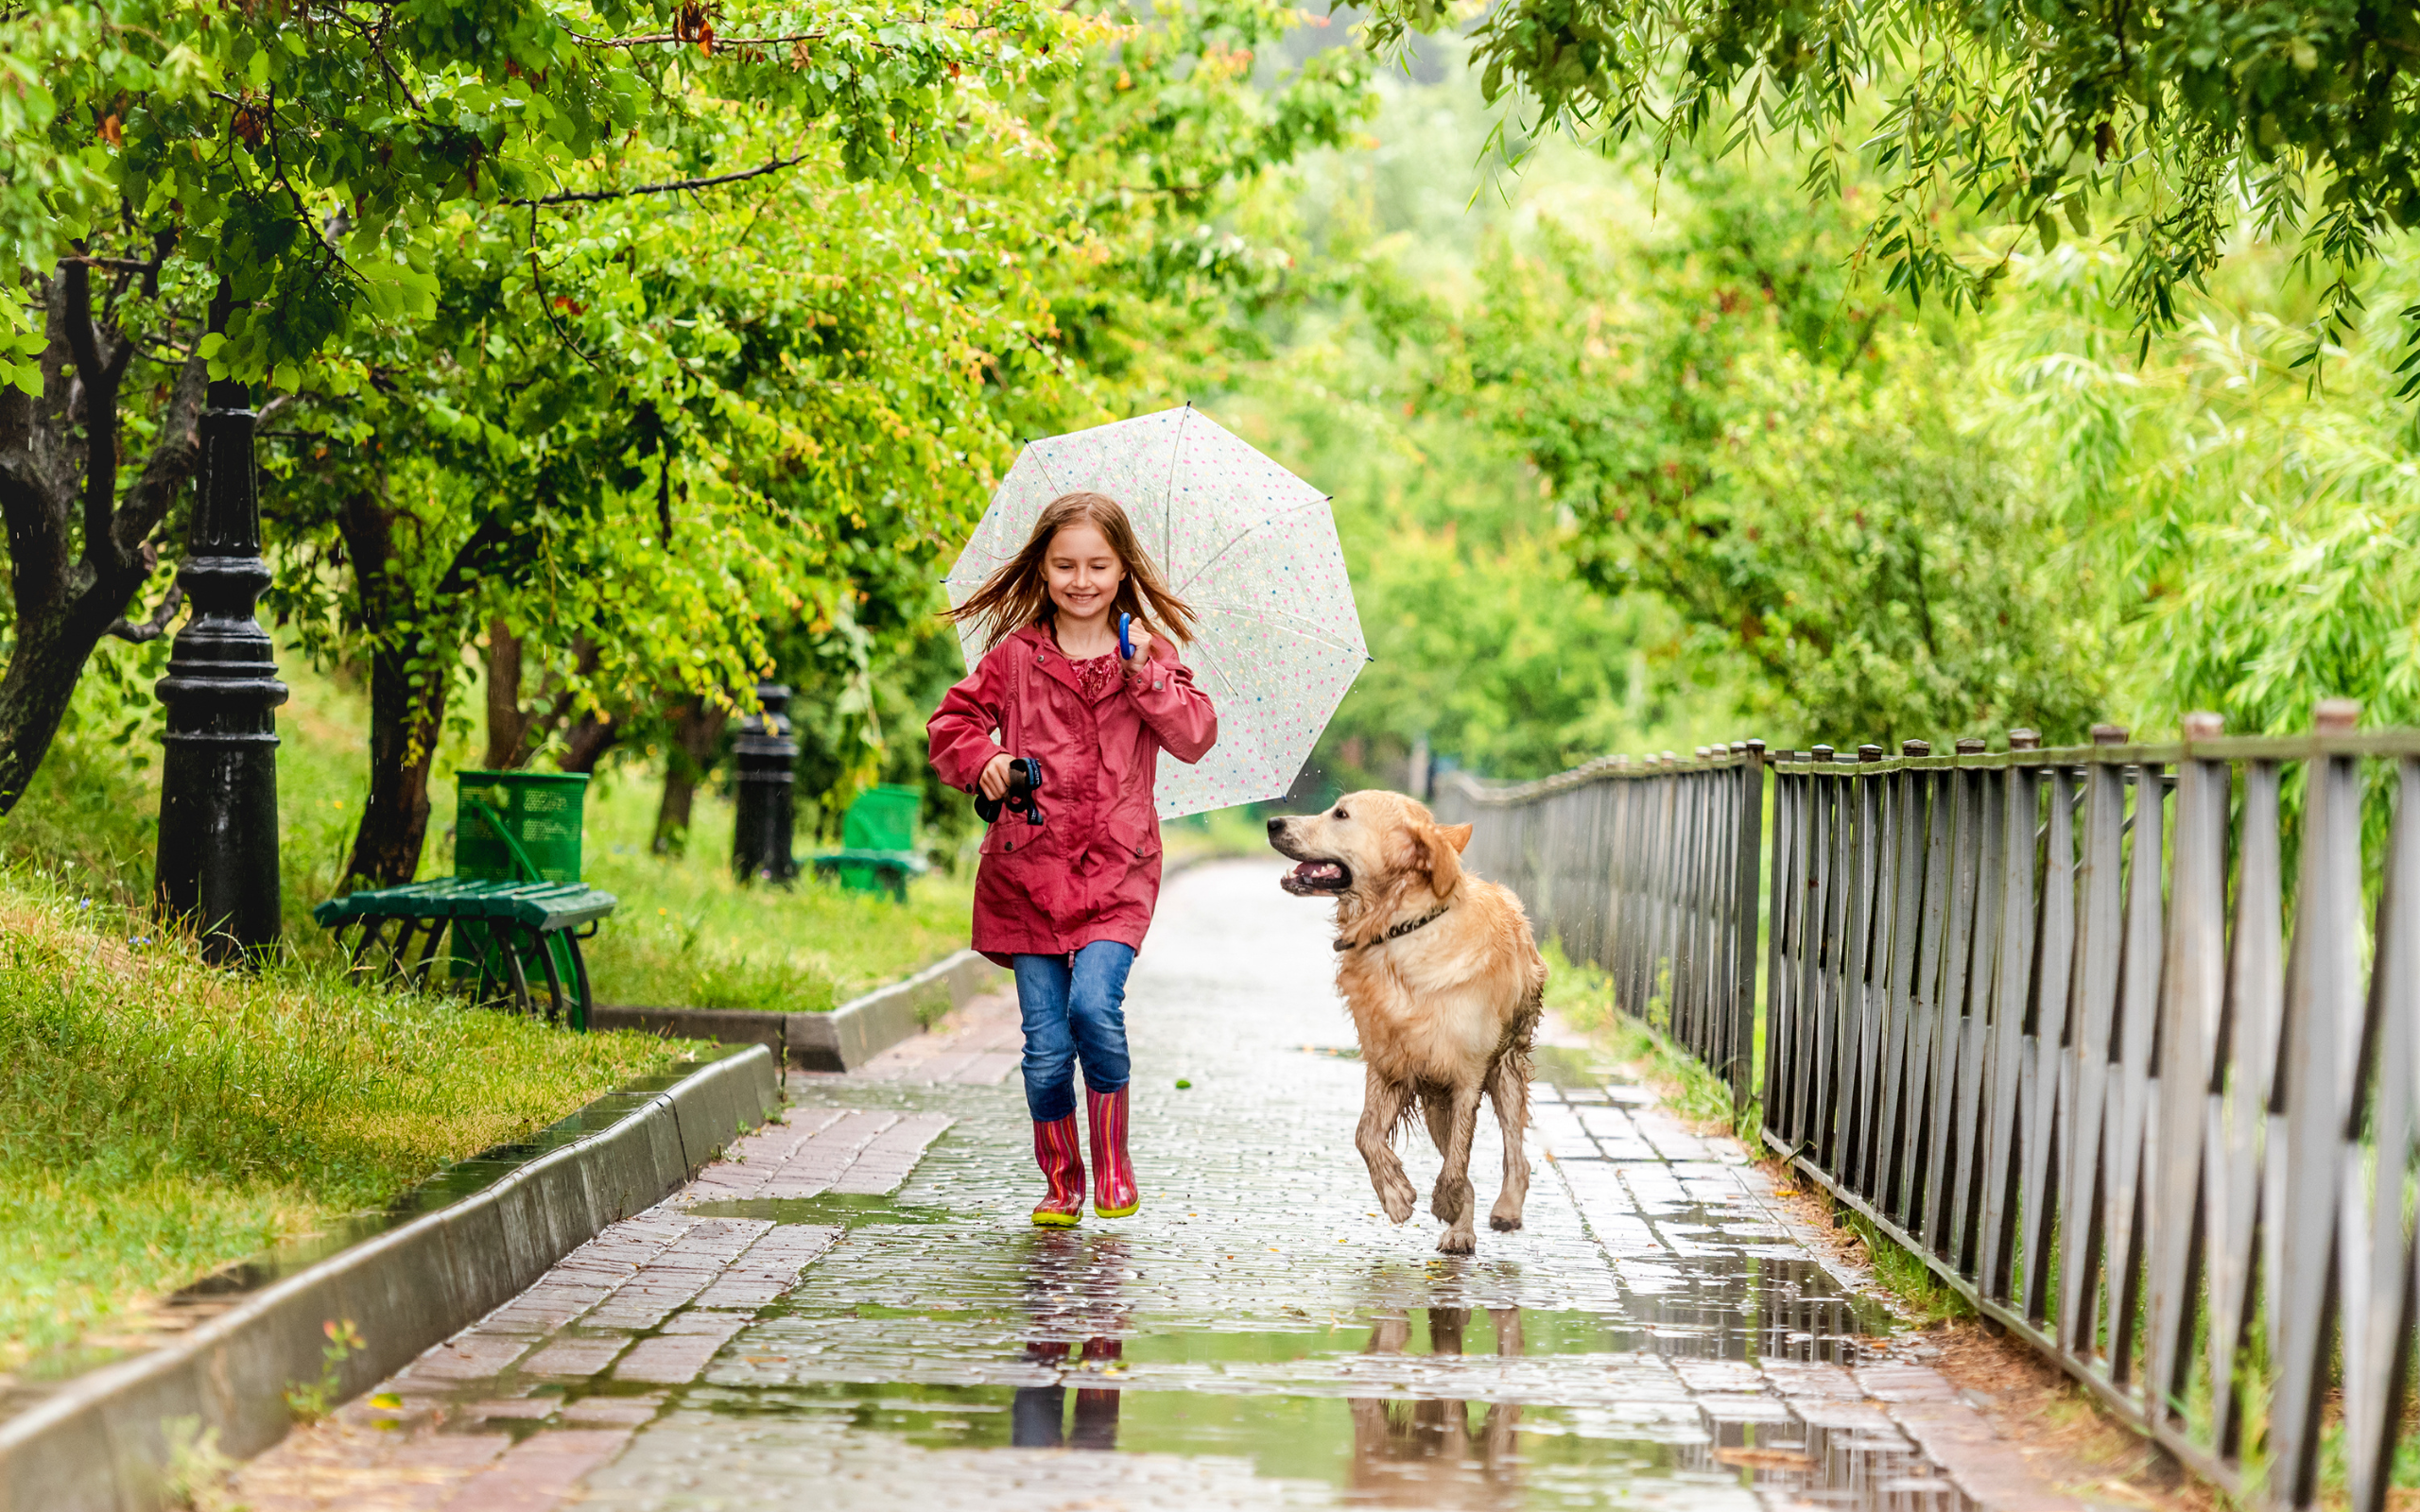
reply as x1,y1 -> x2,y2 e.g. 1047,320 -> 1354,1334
1435,705 -> 2420,1512
1432,743 -> 1764,1110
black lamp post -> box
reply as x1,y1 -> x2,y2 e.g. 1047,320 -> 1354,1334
154,379 -> 288,960
731,679 -> 797,884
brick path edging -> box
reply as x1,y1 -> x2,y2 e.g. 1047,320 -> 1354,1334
0,1046 -> 781,1512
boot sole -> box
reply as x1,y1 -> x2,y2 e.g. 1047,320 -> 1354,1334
1093,1201 -> 1139,1218
1031,1210 -> 1084,1228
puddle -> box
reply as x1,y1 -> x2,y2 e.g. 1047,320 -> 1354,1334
229,869 -> 1965,1512
1530,1045 -> 1629,1091
406,1296 -> 1943,1512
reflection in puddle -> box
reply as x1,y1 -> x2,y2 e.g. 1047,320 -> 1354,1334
1012,1338 -> 1125,1449
1349,1307 -> 1524,1506
676,1223 -> 1949,1512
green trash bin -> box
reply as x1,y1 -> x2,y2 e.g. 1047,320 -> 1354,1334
456,770 -> 591,884
452,771 -> 594,1000
842,783 -> 923,851
813,783 -> 927,901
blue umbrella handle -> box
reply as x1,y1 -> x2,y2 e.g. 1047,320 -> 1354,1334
1117,612 -> 1133,660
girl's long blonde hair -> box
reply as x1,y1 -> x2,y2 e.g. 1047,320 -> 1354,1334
946,491 -> 1200,654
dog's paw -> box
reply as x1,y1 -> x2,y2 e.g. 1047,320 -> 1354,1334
1377,1178 -> 1417,1225
1436,1228 -> 1477,1256
1430,1178 -> 1469,1224
1489,1212 -> 1524,1232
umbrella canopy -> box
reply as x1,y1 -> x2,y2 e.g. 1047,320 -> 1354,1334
945,405 -> 1367,820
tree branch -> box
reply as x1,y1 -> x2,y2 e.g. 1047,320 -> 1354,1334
59,258 -> 105,396
60,255 -> 133,571
430,515 -> 519,603
571,28 -> 824,47
0,283 -> 75,613
105,583 -> 184,643
509,152 -> 811,206
568,21 -> 995,47
106,338 -> 211,563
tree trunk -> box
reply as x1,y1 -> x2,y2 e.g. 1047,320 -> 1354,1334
482,619 -> 532,768
560,709 -> 617,774
343,633 -> 449,886
653,698 -> 728,854
336,500 -> 511,886
0,262 -> 212,815
337,488 -> 449,886
0,593 -> 146,811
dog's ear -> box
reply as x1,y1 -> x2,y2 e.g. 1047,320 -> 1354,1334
1416,823 -> 1464,897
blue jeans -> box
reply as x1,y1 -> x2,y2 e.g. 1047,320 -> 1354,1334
1013,942 -> 1135,1122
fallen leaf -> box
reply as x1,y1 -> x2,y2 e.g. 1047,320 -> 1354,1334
1715,1448 -> 1815,1470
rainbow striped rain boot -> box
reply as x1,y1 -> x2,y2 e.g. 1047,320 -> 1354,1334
1087,1085 -> 1138,1218
1032,1115 -> 1086,1228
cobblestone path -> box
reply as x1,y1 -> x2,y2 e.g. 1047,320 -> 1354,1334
229,861 -> 2075,1512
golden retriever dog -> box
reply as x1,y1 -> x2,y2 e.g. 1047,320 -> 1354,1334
1268,792 -> 1547,1254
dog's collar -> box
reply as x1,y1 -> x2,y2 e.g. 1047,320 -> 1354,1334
1335,904 -> 1451,953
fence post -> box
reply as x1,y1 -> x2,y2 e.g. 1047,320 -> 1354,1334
1978,728 -> 2044,1304
1762,753 -> 1796,1143
2271,699 -> 2364,1510
2060,724 -> 2130,1354
1732,741 -> 1765,1115
2147,713 -> 2225,1426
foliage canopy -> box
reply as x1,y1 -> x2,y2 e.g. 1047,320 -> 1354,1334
1357,0 -> 2420,380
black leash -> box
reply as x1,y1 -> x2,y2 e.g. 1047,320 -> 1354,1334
1335,905 -> 1451,953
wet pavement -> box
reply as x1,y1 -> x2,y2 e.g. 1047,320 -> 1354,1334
227,860 -> 2074,1512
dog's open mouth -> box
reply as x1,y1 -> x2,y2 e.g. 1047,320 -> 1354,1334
1279,859 -> 1352,895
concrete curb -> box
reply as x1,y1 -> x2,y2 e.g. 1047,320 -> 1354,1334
595,947 -> 1005,1072
0,1046 -> 781,1512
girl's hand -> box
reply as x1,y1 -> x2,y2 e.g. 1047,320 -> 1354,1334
978,752 -> 1014,800
1122,627 -> 1154,663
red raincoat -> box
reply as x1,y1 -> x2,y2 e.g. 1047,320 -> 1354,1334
927,622 -> 1219,964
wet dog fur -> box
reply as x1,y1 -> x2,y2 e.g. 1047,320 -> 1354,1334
1268,792 -> 1547,1254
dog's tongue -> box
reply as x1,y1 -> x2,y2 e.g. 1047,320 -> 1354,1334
1291,861 -> 1345,885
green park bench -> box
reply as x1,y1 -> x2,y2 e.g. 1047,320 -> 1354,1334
313,772 -> 614,1029
809,782 -> 928,902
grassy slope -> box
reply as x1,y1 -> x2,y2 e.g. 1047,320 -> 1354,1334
0,881 -> 682,1374
0,636 -> 994,1369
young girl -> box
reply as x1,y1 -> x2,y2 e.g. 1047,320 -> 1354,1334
927,491 -> 1219,1226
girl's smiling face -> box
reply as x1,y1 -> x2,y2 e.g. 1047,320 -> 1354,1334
1043,523 -> 1126,626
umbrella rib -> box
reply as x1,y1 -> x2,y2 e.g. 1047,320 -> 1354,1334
1028,445 -> 1067,501
1172,493 -> 1334,595
1185,637 -> 1247,704
1190,598 -> 1367,656
1164,405 -> 1191,575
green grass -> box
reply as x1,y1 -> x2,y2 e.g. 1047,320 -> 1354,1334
0,873 -> 693,1374
1160,804 -> 1278,869
4,637 -> 983,1015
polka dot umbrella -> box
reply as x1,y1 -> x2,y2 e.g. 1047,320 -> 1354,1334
945,404 -> 1369,820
